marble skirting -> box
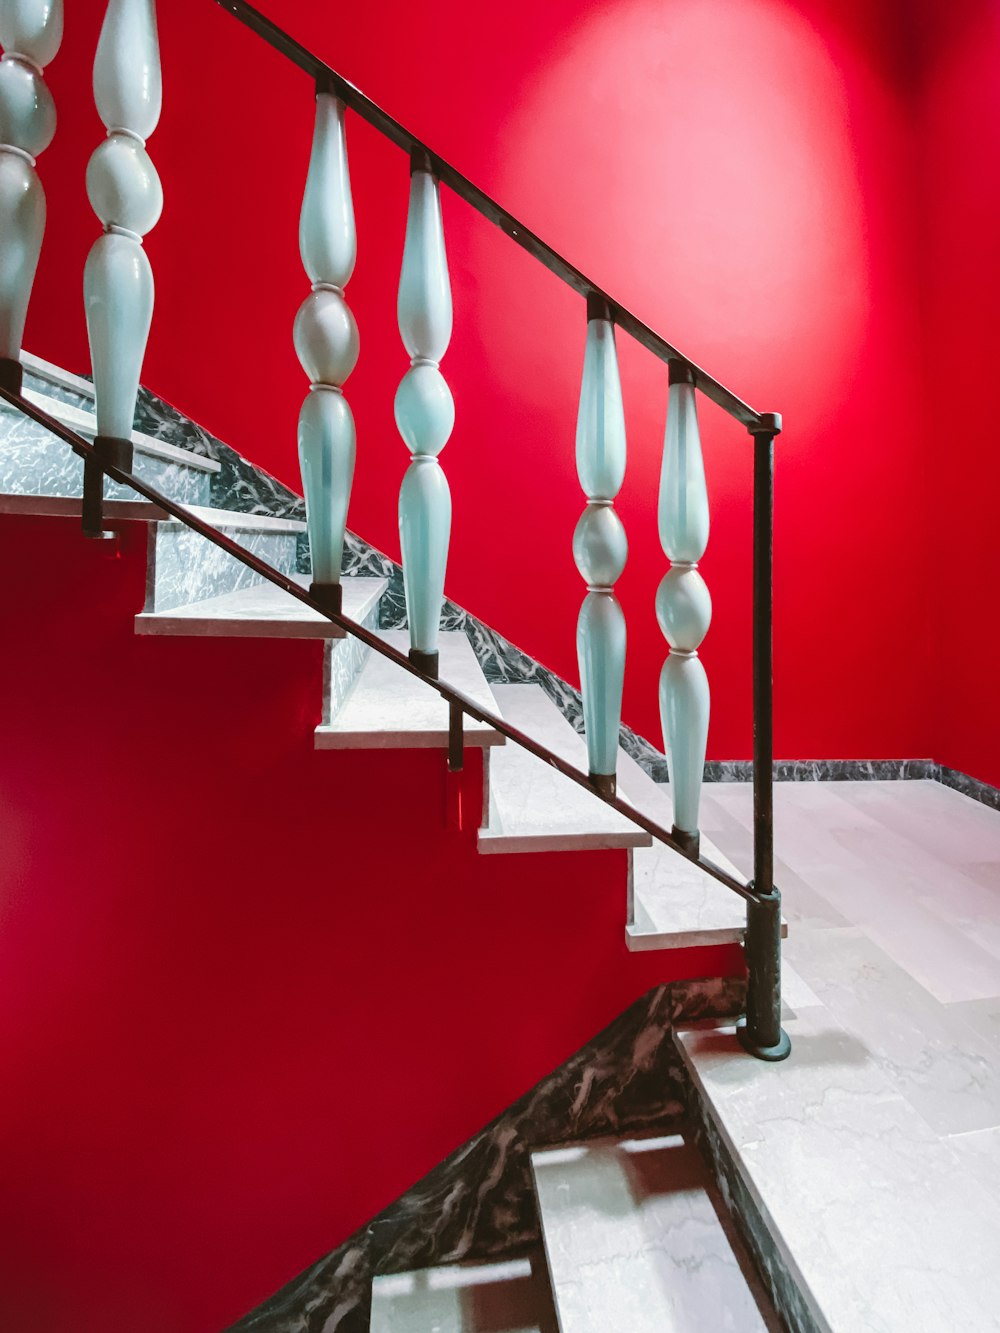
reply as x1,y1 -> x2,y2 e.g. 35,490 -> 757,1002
226,976 -> 746,1333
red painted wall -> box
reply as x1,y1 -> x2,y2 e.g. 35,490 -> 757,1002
918,0 -> 1000,789
30,0 -> 933,768
0,515 -> 739,1331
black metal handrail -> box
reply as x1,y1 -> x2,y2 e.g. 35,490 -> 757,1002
214,0 -> 764,431
0,385 -> 760,904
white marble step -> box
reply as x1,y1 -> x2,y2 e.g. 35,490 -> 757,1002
315,629 -> 504,750
135,573 -> 386,639
22,350 -> 97,401
531,1134 -> 777,1333
478,685 -> 650,854
21,386 -> 220,473
161,505 -> 305,534
677,1009 -> 1000,1333
371,1255 -> 558,1333
0,491 -> 168,522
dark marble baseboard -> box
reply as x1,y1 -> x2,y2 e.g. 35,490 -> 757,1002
226,976 -> 745,1333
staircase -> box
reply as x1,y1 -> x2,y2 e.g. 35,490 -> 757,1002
0,1 -> 800,1328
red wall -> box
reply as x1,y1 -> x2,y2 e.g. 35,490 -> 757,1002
30,0 -> 935,768
918,0 -> 1000,789
0,515 -> 739,1332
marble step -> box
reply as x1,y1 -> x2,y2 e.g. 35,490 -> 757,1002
531,1134 -> 778,1333
0,491 -> 169,523
315,629 -> 504,750
614,761 -> 781,951
145,507 -> 306,614
135,572 -> 387,639
677,1009 -> 1000,1333
370,1255 -> 559,1333
0,386 -> 218,509
478,684 -> 651,855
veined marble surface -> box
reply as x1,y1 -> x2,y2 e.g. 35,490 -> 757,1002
682,779 -> 1000,1333
227,979 -> 746,1333
371,1256 -> 558,1333
532,1134 -> 777,1333
146,522 -> 303,613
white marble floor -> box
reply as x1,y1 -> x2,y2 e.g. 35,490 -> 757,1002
686,779 -> 1000,1331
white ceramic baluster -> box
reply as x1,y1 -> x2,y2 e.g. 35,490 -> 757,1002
0,0 -> 63,393
294,89 -> 358,615
396,148 -> 453,679
657,361 -> 711,856
574,295 -> 627,797
82,0 -> 162,534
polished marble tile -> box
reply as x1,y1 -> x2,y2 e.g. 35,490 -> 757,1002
371,1256 -> 558,1333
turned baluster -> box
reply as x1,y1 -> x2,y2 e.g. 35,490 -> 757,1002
294,86 -> 358,616
0,0 -> 63,395
657,361 -> 711,856
395,147 -> 454,679
574,294 -> 627,799
82,0 -> 162,537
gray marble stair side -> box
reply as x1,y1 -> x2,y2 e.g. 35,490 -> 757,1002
135,572 -> 387,640
0,388 -> 219,510
144,507 -> 306,613
315,629 -> 504,750
370,1255 -> 559,1333
531,1134 -> 779,1333
478,684 -> 651,855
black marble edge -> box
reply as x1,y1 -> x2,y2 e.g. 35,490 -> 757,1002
78,373 -> 1000,818
225,975 -> 746,1333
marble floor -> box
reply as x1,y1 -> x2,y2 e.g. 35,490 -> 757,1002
687,779 -> 1000,1330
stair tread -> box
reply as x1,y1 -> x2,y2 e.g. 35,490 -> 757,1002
165,504 -> 305,533
531,1134 -> 776,1333
135,574 -> 387,639
315,630 -> 503,749
478,684 -> 651,853
0,492 -> 167,521
21,386 -> 221,472
371,1255 -> 558,1333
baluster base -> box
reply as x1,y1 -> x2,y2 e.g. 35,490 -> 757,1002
309,581 -> 342,618
736,1022 -> 792,1062
671,824 -> 700,859
589,771 -> 617,800
409,647 -> 439,679
0,357 -> 23,395
82,436 -> 134,540
738,886 -> 791,1062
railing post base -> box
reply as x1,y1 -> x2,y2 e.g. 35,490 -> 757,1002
671,824 -> 700,859
0,358 -> 23,396
589,771 -> 616,800
309,581 -> 342,618
409,647 -> 439,679
82,435 -> 133,540
738,885 -> 791,1062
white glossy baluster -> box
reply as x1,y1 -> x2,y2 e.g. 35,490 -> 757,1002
574,295 -> 627,798
294,89 -> 358,616
0,0 -> 63,394
657,361 -> 711,856
82,0 -> 162,534
396,148 -> 453,679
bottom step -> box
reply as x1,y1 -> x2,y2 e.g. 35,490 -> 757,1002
532,1134 -> 779,1333
371,1255 -> 558,1333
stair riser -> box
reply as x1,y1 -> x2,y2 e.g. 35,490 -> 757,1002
322,598 -> 381,723
0,402 -> 212,507
146,525 -> 301,613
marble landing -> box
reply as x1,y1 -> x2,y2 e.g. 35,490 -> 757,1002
532,1134 -> 778,1333
680,779 -> 1000,1333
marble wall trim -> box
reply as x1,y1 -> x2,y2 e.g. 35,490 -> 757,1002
226,976 -> 746,1333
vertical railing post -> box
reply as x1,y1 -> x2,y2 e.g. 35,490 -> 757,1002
82,0 -> 162,538
396,147 -> 453,680
739,412 -> 790,1062
657,360 -> 711,857
0,0 -> 63,394
295,80 -> 358,616
574,293 -> 627,799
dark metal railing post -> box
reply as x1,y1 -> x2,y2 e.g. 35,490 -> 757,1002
739,413 -> 791,1062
